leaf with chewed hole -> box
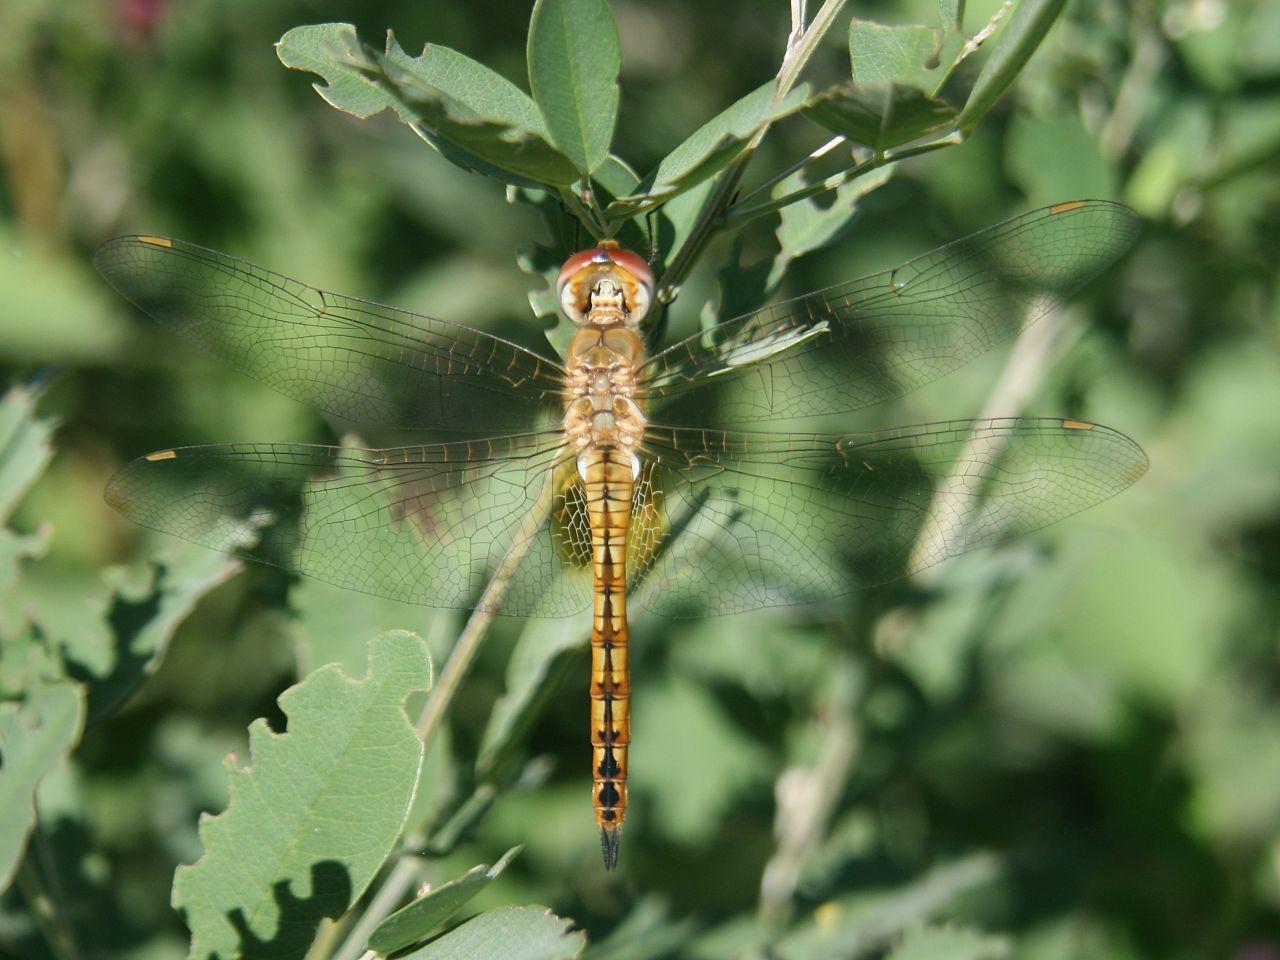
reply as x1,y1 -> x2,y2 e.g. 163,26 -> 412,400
171,631 -> 432,960
277,23 -> 577,186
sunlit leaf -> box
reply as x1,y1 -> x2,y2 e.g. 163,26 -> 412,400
171,632 -> 432,960
939,0 -> 966,29
592,154 -> 642,200
0,385 -> 54,524
606,82 -> 812,219
0,680 -> 84,891
277,23 -> 578,186
527,0 -> 621,174
367,847 -> 522,955
399,905 -> 586,960
956,0 -> 1069,131
849,20 -> 964,95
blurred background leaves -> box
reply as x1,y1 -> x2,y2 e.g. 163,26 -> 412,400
0,0 -> 1278,957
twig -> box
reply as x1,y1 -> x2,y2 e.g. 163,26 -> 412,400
725,133 -> 961,228
758,656 -> 862,926
956,0 -> 1015,65
907,303 -> 1086,580
331,476 -> 558,960
1098,11 -> 1164,162
656,0 -> 849,303
331,855 -> 426,960
414,473 -> 558,745
559,186 -> 606,240
735,134 -> 848,208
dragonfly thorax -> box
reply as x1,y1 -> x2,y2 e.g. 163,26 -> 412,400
565,325 -> 647,480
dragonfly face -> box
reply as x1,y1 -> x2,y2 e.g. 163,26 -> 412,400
557,241 -> 654,325
95,199 -> 1149,869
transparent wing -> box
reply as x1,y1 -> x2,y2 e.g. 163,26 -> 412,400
630,417 -> 1148,617
640,201 -> 1140,422
104,431 -> 598,616
94,236 -> 566,432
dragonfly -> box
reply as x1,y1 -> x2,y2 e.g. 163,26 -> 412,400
95,198 -> 1148,869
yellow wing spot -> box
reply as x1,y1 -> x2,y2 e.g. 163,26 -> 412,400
1049,200 -> 1088,215
138,236 -> 173,248
145,449 -> 178,461
1061,419 -> 1095,431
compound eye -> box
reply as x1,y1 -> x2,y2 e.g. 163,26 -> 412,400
605,248 -> 655,320
555,244 -> 655,322
557,248 -> 602,323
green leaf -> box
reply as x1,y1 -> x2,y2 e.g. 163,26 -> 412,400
956,0 -> 1070,132
631,676 -> 771,843
0,680 -> 84,890
849,20 -> 964,95
291,573 -> 453,679
886,926 -> 1010,960
939,0 -> 966,29
527,0 -> 621,174
1006,111 -> 1116,206
477,613 -> 589,780
8,537 -> 242,721
606,81 -> 812,219
776,854 -> 1001,960
802,82 -> 957,151
171,631 -> 432,960
277,23 -> 578,186
0,384 -> 54,524
367,847 -> 522,955
769,163 -> 895,288
399,905 -> 586,960
592,154 -> 642,200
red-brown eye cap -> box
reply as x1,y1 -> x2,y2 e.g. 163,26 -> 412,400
555,244 -> 655,323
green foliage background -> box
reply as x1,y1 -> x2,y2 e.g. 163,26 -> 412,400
1,0 -> 1279,957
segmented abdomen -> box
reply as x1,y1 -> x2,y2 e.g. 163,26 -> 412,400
582,445 -> 634,869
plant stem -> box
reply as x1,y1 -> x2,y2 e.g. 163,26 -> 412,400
758,655 -> 862,927
559,186 -> 605,240
415,474 -> 556,746
734,134 -> 848,208
724,133 -> 961,228
655,0 -> 848,303
330,477 -> 558,960
906,303 -> 1085,580
331,855 -> 426,960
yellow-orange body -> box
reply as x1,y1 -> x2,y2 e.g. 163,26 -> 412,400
560,254 -> 650,869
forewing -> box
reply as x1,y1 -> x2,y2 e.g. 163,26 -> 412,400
105,432 -> 595,616
630,418 -> 1148,617
94,236 -> 566,432
641,201 -> 1140,422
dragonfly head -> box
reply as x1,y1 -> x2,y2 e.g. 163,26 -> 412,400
557,241 -> 654,326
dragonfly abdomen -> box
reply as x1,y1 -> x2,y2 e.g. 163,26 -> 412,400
582,446 -> 634,870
